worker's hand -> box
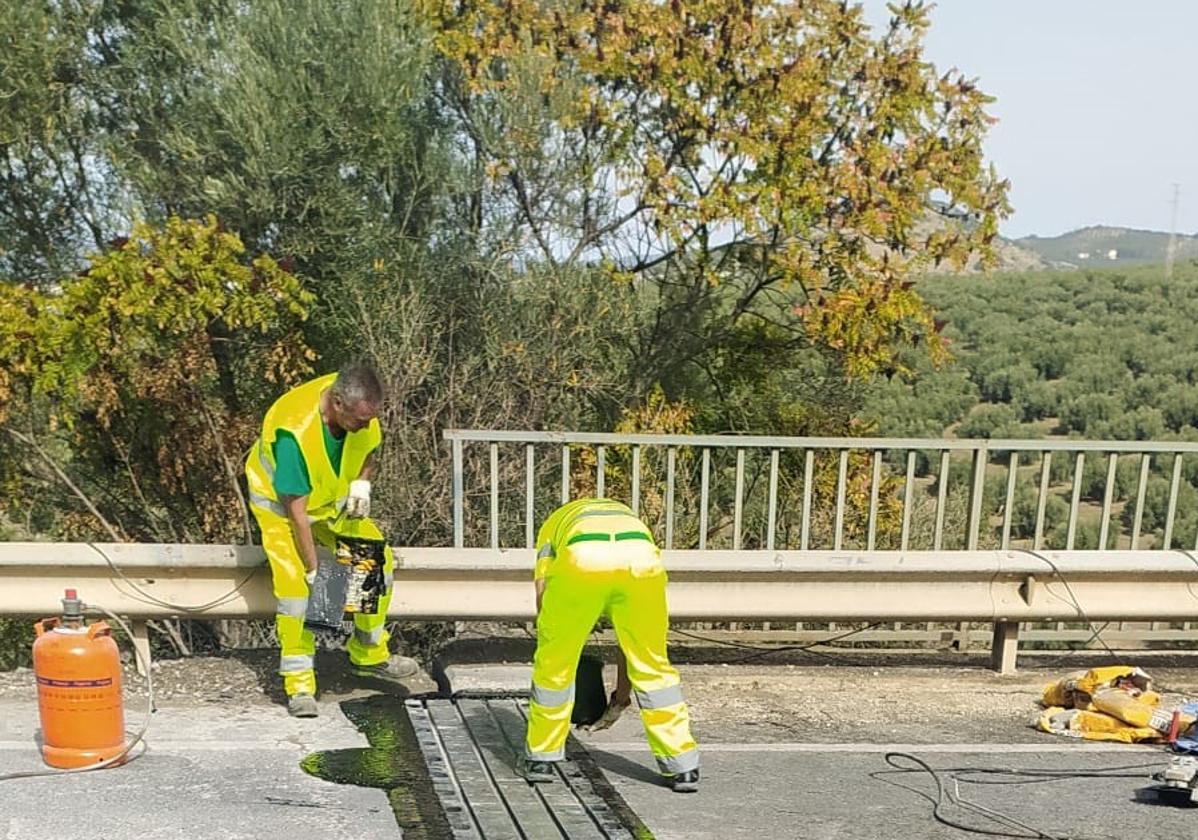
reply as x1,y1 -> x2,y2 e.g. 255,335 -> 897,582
346,479 -> 371,519
304,564 -> 318,586
578,692 -> 631,733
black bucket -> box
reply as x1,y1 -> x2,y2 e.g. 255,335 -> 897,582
571,653 -> 608,725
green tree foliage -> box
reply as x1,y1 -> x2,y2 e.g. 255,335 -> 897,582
423,0 -> 1008,394
957,403 -> 1020,439
1120,476 -> 1198,549
1008,483 -> 1068,542
864,261 -> 1198,550
867,263 -> 1198,439
0,1 -> 121,282
0,0 -> 1008,551
0,217 -> 313,542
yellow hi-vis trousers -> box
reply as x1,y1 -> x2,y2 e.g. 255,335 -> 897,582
250,504 -> 394,697
526,563 -> 699,777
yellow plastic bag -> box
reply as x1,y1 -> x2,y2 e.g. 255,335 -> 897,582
1090,687 -> 1169,732
1037,706 -> 1161,743
1040,665 -> 1153,709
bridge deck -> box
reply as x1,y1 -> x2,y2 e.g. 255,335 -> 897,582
408,697 -> 642,839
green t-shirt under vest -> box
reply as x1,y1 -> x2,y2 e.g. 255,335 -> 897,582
270,422 -> 346,498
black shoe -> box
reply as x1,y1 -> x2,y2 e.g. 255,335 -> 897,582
523,759 -> 558,784
671,768 -> 700,793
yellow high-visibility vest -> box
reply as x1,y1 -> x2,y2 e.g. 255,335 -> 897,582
244,373 -> 381,523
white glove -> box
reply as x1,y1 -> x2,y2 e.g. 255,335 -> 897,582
304,567 -> 318,585
346,479 -> 371,518
577,692 -> 631,733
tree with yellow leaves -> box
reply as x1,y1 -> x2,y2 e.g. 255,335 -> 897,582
0,216 -> 314,543
424,0 -> 1008,396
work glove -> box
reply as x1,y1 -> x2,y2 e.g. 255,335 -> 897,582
304,566 -> 318,586
577,692 -> 631,733
346,479 -> 371,519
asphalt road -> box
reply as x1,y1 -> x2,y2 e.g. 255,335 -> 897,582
4,699 -> 1192,840
3,654 -> 1196,840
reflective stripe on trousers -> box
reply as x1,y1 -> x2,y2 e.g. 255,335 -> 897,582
525,565 -> 698,775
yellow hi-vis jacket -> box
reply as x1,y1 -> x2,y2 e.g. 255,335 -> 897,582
244,373 -> 381,523
533,497 -> 659,580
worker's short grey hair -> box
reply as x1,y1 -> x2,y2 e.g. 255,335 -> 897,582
331,361 -> 384,407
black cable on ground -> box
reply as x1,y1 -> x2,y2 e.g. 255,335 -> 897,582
875,751 -> 1161,840
668,622 -> 886,663
871,552 -> 1190,839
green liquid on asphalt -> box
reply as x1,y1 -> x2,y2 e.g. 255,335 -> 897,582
301,693 -> 656,839
300,695 -> 454,839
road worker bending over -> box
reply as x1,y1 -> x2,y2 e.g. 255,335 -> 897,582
523,497 -> 700,792
245,362 -> 417,718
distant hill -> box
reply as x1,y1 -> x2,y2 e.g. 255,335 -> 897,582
1016,225 -> 1198,267
907,209 -> 1051,274
954,234 -> 1051,274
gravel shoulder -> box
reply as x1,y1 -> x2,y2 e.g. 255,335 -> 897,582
7,642 -> 1198,746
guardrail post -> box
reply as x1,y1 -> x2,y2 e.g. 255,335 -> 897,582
131,619 -> 152,676
990,621 -> 1020,674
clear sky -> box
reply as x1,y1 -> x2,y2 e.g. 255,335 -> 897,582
860,1 -> 1198,238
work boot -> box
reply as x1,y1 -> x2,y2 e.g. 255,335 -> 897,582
670,768 -> 700,793
522,759 -> 558,784
351,654 -> 420,686
288,693 -> 319,718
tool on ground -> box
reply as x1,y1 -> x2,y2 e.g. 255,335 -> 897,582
304,535 -> 386,634
571,653 -> 608,726
32,589 -> 127,769
1150,755 -> 1198,806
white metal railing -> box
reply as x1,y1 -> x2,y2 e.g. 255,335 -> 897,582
445,430 -> 1198,553
6,433 -> 1198,676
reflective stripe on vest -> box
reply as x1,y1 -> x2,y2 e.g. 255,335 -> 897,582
566,530 -> 653,546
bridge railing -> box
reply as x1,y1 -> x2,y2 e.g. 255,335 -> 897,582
445,430 -> 1198,554
5,433 -> 1198,677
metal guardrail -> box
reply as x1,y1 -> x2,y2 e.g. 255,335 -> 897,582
6,433 -> 1198,677
446,430 -> 1198,554
3,542 -> 1197,674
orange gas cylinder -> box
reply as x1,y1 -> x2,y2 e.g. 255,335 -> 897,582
32,589 -> 127,769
